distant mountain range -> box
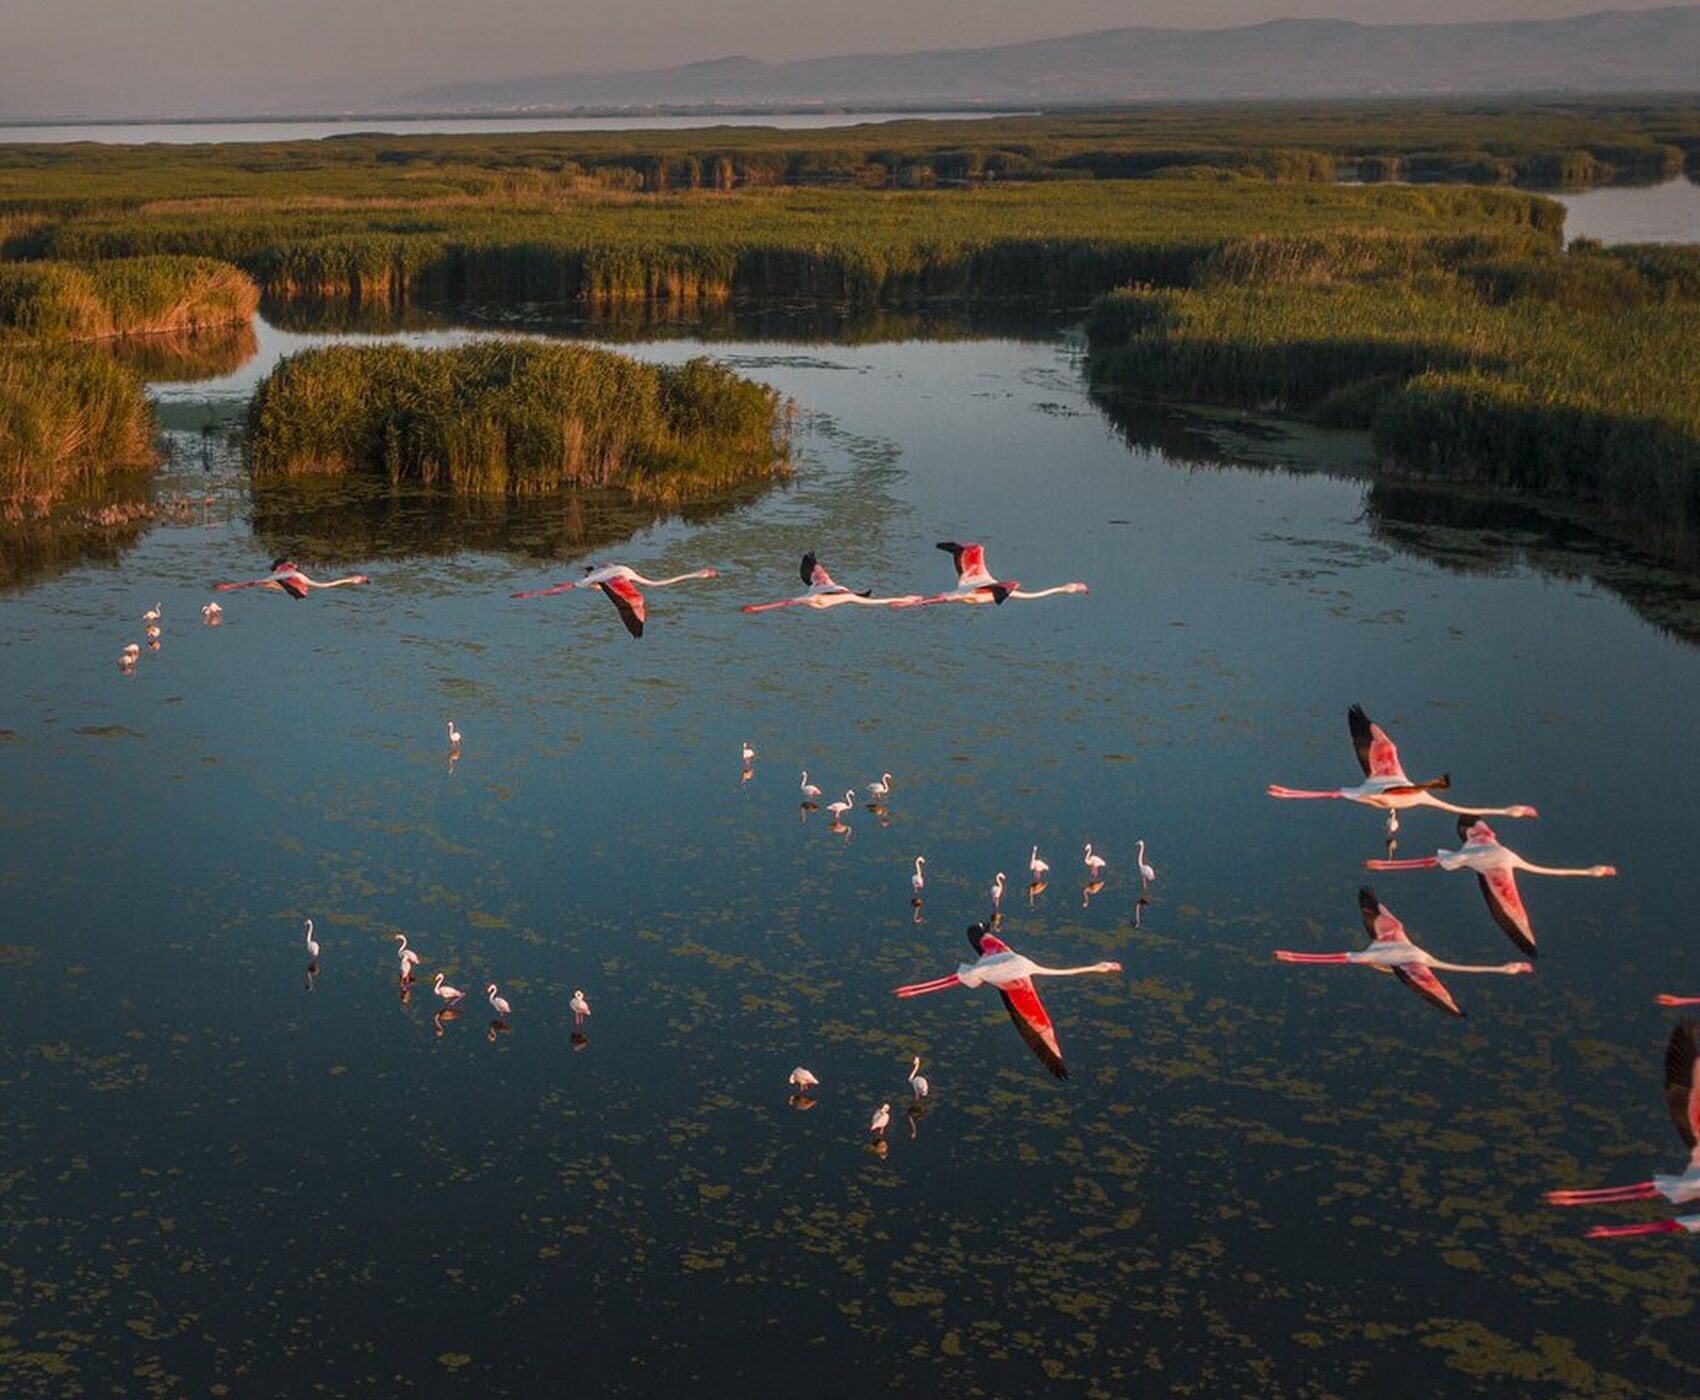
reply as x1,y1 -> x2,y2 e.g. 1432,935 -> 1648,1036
413,8 -> 1700,112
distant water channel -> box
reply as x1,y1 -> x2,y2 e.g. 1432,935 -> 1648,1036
1553,175 -> 1700,244
2,302 -> 1699,1395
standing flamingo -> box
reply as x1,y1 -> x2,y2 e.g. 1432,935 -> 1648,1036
142,603 -> 162,623
118,643 -> 140,670
1366,816 -> 1616,955
1083,844 -> 1107,881
1029,846 -> 1050,884
911,856 -> 926,902
215,559 -> 371,598
908,1056 -> 930,1100
789,1067 -> 820,1094
868,773 -> 893,801
1136,840 -> 1156,891
1549,1021 -> 1700,1238
826,790 -> 856,822
869,1104 -> 892,1137
1268,704 -> 1537,838
742,742 -> 756,765
800,771 -> 822,801
392,933 -> 420,982
201,602 -> 222,623
990,872 -> 1006,915
894,924 -> 1123,1079
570,989 -> 591,1026
432,973 -> 466,1006
303,918 -> 319,961
487,982 -> 512,1021
742,552 -> 921,611
1274,887 -> 1534,1017
446,719 -> 462,749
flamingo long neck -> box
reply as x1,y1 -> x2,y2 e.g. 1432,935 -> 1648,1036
1427,959 -> 1530,975
314,575 -> 366,589
1414,794 -> 1532,818
1009,584 -> 1082,599
1517,859 -> 1610,877
395,935 -> 408,953
1030,961 -> 1119,978
640,570 -> 713,587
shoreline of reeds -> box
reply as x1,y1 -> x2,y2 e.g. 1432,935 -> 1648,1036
246,341 -> 789,500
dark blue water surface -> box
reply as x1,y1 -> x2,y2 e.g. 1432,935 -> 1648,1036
3,310 -> 1700,1396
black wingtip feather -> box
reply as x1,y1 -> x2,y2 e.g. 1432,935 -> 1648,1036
799,552 -> 817,587
1667,1020 -> 1700,1149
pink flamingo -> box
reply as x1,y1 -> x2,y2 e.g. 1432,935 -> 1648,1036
1268,704 -> 1537,839
894,924 -> 1123,1079
432,973 -> 466,1006
741,552 -> 921,611
895,542 -> 1089,607
1549,1021 -> 1700,1238
513,562 -> 718,639
570,989 -> 591,1026
1275,887 -> 1533,1017
215,558 -> 370,598
1366,816 -> 1616,955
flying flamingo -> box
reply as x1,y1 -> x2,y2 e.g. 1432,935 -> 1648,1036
891,541 -> 1020,607
894,924 -> 1124,1079
741,552 -> 921,612
512,562 -> 720,599
1136,840 -> 1156,891
446,719 -> 462,749
789,1067 -> 819,1094
869,1104 -> 891,1137
826,790 -> 856,822
487,982 -> 512,1021
570,989 -> 591,1026
432,973 -> 466,1006
1549,1021 -> 1700,1238
868,773 -> 892,801
303,918 -> 319,961
1269,704 -> 1537,838
142,603 -> 161,623
800,771 -> 822,801
911,856 -> 926,902
1029,846 -> 1050,884
908,1056 -> 930,1100
215,558 -> 370,598
1274,887 -> 1534,1017
1083,844 -> 1107,880
391,933 -> 420,982
1366,816 -> 1617,955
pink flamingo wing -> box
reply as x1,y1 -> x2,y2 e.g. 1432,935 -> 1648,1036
997,977 -> 1068,1079
972,930 -> 1014,957
1349,704 -> 1406,779
279,575 -> 310,600
1478,868 -> 1536,956
1395,962 -> 1464,1017
1358,888 -> 1410,944
599,577 -> 646,638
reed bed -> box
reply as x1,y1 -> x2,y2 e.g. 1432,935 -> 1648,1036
0,347 -> 155,514
247,341 -> 788,499
1085,252 -> 1700,544
0,256 -> 258,341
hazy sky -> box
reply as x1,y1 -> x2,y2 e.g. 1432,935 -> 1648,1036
3,0 -> 1688,119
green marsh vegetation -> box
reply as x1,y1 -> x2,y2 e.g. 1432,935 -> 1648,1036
247,341 -> 789,499
0,347 -> 154,515
1085,238 -> 1700,556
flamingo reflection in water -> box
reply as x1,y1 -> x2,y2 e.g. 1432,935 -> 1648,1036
895,924 -> 1123,1079
1550,1021 -> 1700,1239
1275,887 -> 1533,1018
1367,816 -> 1616,956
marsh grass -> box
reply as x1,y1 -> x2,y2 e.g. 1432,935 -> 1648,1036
247,341 -> 788,499
0,347 -> 155,513
0,257 -> 258,341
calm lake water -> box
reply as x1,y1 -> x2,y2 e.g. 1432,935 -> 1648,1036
1552,175 -> 1700,245
0,111 -> 1019,146
4,306 -> 1700,1396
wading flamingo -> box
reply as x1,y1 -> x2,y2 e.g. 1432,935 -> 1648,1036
789,1067 -> 819,1094
215,559 -> 370,598
908,1056 -> 930,1100
391,933 -> 420,982
201,602 -> 222,623
432,973 -> 466,1006
1549,1020 -> 1700,1238
869,1104 -> 891,1137
894,924 -> 1123,1079
142,603 -> 161,623
741,553 -> 921,612
1274,887 -> 1533,1018
826,790 -> 856,821
1029,846 -> 1050,884
911,856 -> 926,902
570,989 -> 591,1026
1366,816 -> 1617,955
1269,705 -> 1537,838
990,872 -> 1006,914
868,773 -> 892,800
800,771 -> 822,801
1083,844 -> 1107,880
118,644 -> 140,669
742,742 -> 756,764
1136,840 -> 1156,891
447,719 -> 462,749
487,982 -> 512,1020
303,918 -> 319,961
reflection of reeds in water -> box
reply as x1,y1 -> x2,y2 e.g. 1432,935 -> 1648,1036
0,468 -> 155,589
102,320 -> 259,382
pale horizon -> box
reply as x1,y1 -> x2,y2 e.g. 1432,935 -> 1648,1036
5,0 -> 1697,122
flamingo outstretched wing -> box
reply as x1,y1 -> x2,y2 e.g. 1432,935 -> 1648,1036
1349,704 -> 1407,780
801,552 -> 834,588
1393,963 -> 1464,1018
998,977 -> 1069,1078
598,577 -> 646,638
938,541 -> 994,588
1666,1019 -> 1700,1149
1478,868 -> 1536,956
1358,886 -> 1410,943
